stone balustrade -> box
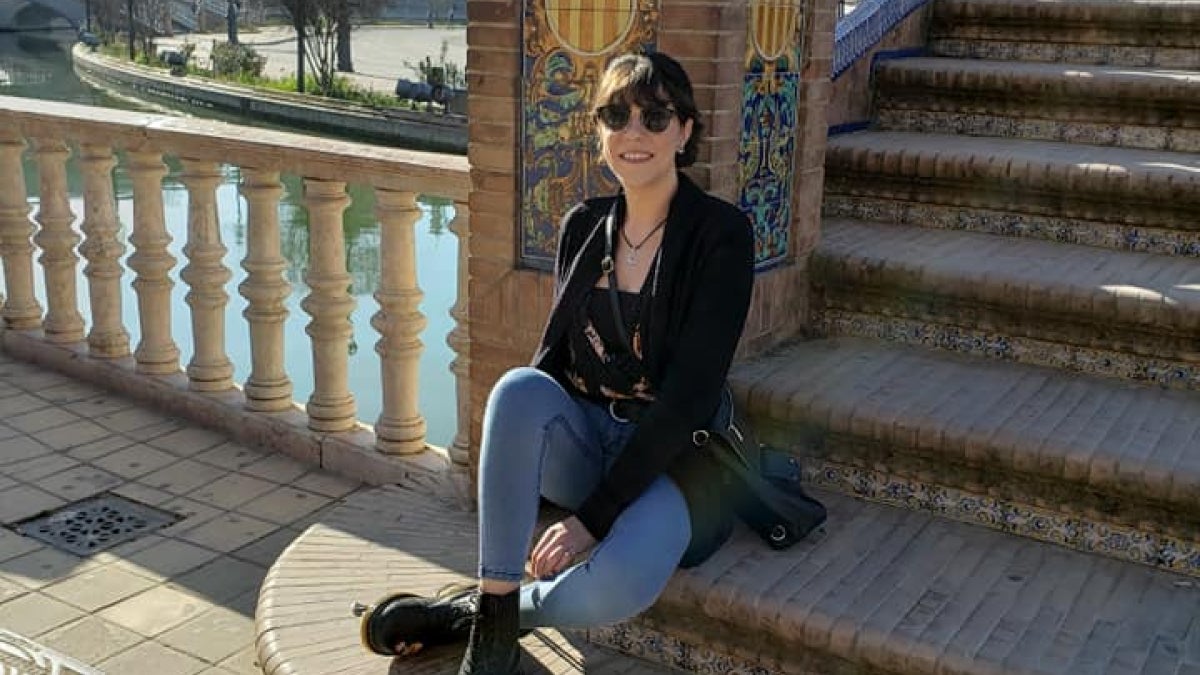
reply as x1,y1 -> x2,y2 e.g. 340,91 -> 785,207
0,94 -> 471,473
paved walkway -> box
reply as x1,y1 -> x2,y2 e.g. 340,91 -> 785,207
0,350 -> 367,674
157,25 -> 468,94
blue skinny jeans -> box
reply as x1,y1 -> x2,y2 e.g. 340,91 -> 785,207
478,367 -> 692,630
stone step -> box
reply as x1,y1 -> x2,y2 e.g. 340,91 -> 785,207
929,0 -> 1200,68
874,58 -> 1200,152
823,130 -> 1200,256
253,484 -> 681,675
729,337 -> 1200,579
813,219 -> 1200,389
258,483 -> 1200,675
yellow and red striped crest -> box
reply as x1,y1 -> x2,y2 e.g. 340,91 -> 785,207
750,0 -> 800,62
545,0 -> 637,56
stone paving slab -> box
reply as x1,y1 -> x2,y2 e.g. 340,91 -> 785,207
258,483 -> 1200,675
0,350 -> 367,675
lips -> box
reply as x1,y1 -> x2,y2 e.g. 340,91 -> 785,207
619,152 -> 654,162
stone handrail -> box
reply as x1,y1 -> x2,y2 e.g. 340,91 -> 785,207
0,94 -> 473,469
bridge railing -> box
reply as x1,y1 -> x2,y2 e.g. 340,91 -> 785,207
0,94 -> 472,475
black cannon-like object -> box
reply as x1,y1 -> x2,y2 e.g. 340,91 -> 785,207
393,79 -> 466,115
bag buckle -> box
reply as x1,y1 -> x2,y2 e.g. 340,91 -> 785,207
608,400 -> 631,423
692,429 -> 710,446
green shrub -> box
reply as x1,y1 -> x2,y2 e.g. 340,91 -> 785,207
210,42 -> 266,79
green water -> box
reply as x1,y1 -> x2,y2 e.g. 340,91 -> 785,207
2,30 -> 459,447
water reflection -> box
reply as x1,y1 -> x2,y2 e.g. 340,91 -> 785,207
7,30 -> 458,447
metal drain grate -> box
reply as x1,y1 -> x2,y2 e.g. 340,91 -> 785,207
13,493 -> 179,557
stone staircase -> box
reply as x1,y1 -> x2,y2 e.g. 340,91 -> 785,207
254,2 -> 1200,674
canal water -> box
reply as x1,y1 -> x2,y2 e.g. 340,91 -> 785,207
1,30 -> 458,447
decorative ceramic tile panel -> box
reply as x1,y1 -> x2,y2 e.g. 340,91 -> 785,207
806,460 -> 1200,577
833,0 -> 931,78
739,1 -> 802,269
519,0 -> 659,269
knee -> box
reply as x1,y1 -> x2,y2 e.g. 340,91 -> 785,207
485,367 -> 561,419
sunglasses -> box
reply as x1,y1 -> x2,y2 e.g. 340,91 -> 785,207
594,104 -> 678,133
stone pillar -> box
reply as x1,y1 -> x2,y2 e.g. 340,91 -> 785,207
179,160 -> 234,391
0,134 -> 44,330
78,144 -> 130,357
126,150 -> 181,374
238,169 -> 294,412
372,188 -> 426,455
33,139 -> 84,342
300,179 -> 357,432
446,199 -> 471,467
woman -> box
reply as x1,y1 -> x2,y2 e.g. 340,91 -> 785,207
360,50 -> 755,674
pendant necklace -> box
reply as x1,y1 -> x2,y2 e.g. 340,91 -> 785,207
620,218 -> 667,266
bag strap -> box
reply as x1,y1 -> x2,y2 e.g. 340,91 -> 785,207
603,207 -> 633,351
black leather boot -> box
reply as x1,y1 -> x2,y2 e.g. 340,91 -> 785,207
456,589 -> 521,675
356,582 -> 478,656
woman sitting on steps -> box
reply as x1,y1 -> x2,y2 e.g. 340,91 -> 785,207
358,50 -> 755,675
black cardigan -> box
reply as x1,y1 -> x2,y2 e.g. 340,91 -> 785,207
532,173 -> 754,561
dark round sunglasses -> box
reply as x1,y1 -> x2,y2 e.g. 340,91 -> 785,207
594,104 -> 678,133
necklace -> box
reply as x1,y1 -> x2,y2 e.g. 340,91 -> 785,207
620,218 -> 667,266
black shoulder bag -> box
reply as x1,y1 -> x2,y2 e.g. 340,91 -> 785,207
602,211 -> 826,552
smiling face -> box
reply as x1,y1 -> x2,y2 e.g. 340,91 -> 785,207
592,53 -> 704,193
597,100 -> 693,192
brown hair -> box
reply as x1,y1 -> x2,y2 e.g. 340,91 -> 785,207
593,52 -> 704,168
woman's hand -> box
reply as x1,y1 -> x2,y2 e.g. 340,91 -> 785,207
529,516 -> 596,579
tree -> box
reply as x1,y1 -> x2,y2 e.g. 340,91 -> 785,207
279,0 -> 385,91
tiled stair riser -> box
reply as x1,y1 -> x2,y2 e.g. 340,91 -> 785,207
815,309 -> 1200,391
822,197 -> 1200,257
928,40 -> 1200,69
796,458 -> 1200,578
583,622 -> 798,675
822,177 -> 1200,232
874,109 -> 1200,154
743,420 -> 1200,578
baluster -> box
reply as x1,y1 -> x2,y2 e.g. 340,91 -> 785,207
446,199 -> 471,466
77,143 -> 129,356
33,139 -> 84,343
238,169 -> 293,411
372,189 -> 426,454
301,179 -> 356,431
126,150 -> 180,374
0,134 -> 43,330
179,160 -> 233,391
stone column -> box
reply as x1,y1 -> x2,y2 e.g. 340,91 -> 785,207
372,188 -> 426,455
126,150 -> 180,374
300,179 -> 356,432
0,134 -> 43,330
446,199 -> 471,467
33,139 -> 84,342
179,160 -> 233,391
238,169 -> 293,412
78,144 -> 129,357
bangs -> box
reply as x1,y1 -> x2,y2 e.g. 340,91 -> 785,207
594,56 -> 673,112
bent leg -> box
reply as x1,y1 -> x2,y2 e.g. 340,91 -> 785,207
518,475 -> 691,629
478,367 -> 603,583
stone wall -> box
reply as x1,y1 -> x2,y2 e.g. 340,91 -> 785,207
464,0 -> 836,470
827,3 -> 932,131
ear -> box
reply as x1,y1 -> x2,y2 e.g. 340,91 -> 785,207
680,118 -> 694,148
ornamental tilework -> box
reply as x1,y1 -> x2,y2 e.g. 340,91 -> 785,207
820,310 -> 1200,390
740,0 -> 803,269
738,72 -> 797,268
822,197 -> 1200,258
833,0 -> 931,78
585,624 -> 787,675
519,0 -> 659,268
806,461 -> 1200,578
